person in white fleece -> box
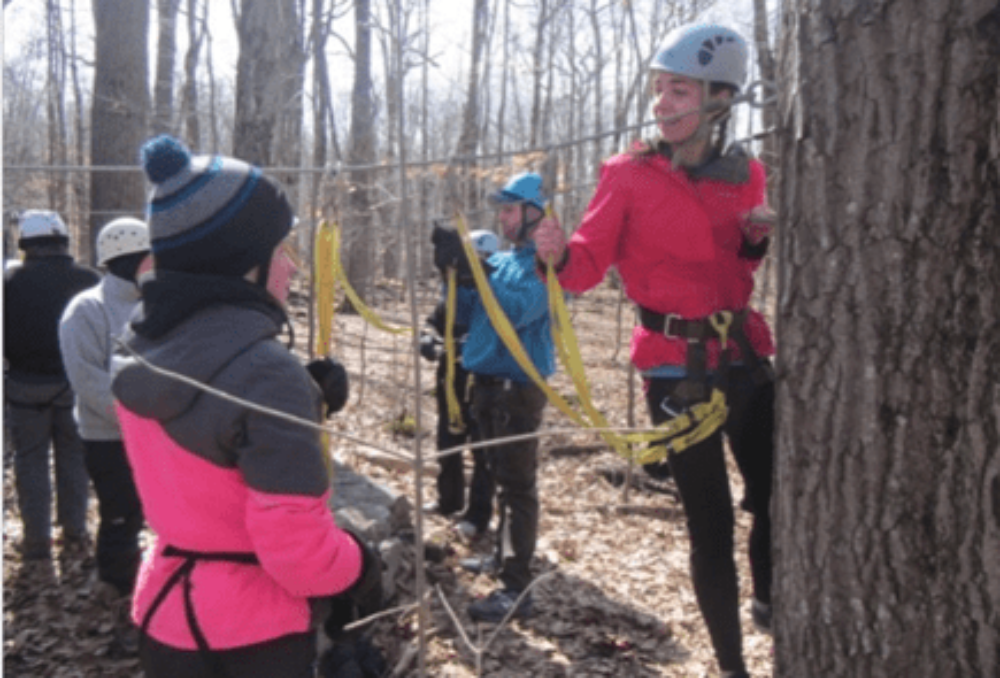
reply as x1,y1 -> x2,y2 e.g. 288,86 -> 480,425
59,217 -> 151,651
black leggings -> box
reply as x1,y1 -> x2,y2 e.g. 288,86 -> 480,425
646,365 -> 774,674
139,630 -> 317,678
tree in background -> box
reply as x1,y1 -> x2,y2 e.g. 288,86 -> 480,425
152,0 -> 181,136
773,1 -> 999,675
344,0 -> 377,305
89,0 -> 149,264
233,0 -> 303,168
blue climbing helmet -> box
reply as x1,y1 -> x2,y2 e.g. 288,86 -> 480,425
650,24 -> 748,91
488,172 -> 547,211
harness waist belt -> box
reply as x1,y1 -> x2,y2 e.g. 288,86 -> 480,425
638,307 -> 748,340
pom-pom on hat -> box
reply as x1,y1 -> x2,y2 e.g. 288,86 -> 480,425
140,135 -> 294,277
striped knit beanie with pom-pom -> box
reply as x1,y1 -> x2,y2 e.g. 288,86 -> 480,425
139,135 -> 294,277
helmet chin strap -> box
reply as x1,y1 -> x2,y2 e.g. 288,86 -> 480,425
667,82 -> 731,167
516,204 -> 544,243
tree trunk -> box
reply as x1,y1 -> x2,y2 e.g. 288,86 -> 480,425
90,0 -> 149,264
454,0 -> 489,210
233,0 -> 300,167
153,0 -> 180,135
180,0 -> 204,147
751,0 -> 777,172
345,0 -> 376,305
46,0 -> 68,217
774,2 -> 1000,676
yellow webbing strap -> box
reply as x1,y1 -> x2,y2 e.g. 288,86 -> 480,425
443,268 -> 465,434
312,221 -> 338,481
314,221 -> 337,356
632,388 -> 729,465
545,264 -> 633,458
453,213 -> 592,429
453,211 -> 729,463
329,222 -> 411,336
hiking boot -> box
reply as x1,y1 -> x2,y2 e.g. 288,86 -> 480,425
751,598 -> 772,635
467,588 -> 532,623
459,553 -> 499,576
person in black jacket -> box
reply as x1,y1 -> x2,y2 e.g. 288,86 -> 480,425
4,210 -> 100,560
420,229 -> 499,540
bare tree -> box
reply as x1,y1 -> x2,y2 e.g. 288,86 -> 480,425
344,0 -> 377,303
233,0 -> 302,167
153,0 -> 181,135
452,0 -> 489,210
179,0 -> 205,147
45,0 -> 68,215
90,0 -> 149,264
773,2 -> 1000,676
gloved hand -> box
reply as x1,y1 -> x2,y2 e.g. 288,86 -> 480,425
306,357 -> 350,416
324,530 -> 385,638
419,332 -> 442,362
532,215 -> 567,267
432,224 -> 465,273
741,204 -> 775,245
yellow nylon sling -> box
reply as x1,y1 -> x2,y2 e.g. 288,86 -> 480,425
329,222 -> 411,336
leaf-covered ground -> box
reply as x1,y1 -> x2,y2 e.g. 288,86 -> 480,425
3,277 -> 774,677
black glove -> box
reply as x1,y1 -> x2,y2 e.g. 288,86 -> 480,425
324,530 -> 384,639
419,332 -> 442,362
432,224 -> 464,273
307,357 -> 350,416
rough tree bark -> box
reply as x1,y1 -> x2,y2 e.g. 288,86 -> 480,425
344,0 -> 377,304
774,1 -> 1000,676
233,0 -> 301,167
180,0 -> 205,148
89,0 -> 149,264
453,0 -> 489,211
153,0 -> 180,135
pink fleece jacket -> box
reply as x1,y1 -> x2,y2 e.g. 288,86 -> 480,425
118,405 -> 362,650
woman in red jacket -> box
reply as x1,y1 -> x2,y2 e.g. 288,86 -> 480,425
534,24 -> 774,678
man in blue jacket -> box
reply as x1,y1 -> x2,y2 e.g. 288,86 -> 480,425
434,172 -> 554,623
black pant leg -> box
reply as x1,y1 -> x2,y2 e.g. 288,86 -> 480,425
473,381 -> 545,593
83,439 -> 144,595
647,378 -> 745,674
434,359 -> 467,515
724,365 -> 775,605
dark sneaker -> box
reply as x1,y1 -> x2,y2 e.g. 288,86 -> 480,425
467,589 -> 532,623
459,554 -> 499,576
751,598 -> 772,635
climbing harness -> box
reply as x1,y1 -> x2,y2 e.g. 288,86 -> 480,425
139,545 -> 260,678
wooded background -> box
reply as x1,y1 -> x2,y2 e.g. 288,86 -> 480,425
3,1 -> 997,676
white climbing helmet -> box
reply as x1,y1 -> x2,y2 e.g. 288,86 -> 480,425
469,230 -> 500,257
96,218 -> 150,265
18,210 -> 69,245
650,24 -> 748,91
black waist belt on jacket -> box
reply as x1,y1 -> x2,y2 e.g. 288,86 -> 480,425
140,545 -> 260,677
638,306 -> 769,400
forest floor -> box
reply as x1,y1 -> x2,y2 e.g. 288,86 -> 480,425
3,275 -> 774,677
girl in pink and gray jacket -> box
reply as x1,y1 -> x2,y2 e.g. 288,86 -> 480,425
112,135 -> 376,677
